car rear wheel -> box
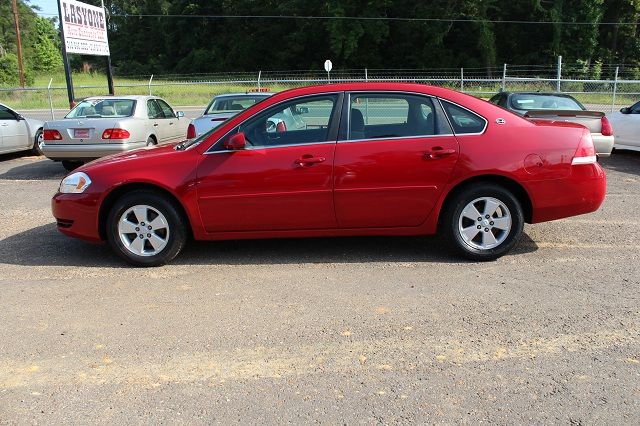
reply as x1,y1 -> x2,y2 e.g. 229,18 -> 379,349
62,160 -> 83,171
32,129 -> 44,156
442,184 -> 524,261
106,191 -> 187,266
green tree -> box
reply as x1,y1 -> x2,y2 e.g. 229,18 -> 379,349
33,16 -> 63,73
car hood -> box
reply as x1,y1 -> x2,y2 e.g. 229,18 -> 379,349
78,141 -> 183,171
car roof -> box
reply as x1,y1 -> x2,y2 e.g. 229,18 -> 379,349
214,93 -> 273,98
81,95 -> 159,101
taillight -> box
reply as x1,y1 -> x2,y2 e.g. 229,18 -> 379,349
43,129 -> 62,140
571,130 -> 597,165
102,128 -> 130,139
187,123 -> 196,139
601,116 -> 613,137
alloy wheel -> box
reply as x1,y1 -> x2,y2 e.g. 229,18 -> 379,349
117,205 -> 170,257
457,197 -> 512,250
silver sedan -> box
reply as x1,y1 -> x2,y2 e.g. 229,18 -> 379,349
0,103 -> 44,156
42,95 -> 187,170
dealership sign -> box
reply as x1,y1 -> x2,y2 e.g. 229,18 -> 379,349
59,0 -> 110,56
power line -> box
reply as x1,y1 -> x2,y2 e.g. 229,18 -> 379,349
38,12 -> 640,26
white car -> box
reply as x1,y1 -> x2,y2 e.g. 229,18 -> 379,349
0,103 -> 44,156
608,101 -> 640,152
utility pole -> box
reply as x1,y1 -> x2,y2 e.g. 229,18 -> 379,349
11,0 -> 25,87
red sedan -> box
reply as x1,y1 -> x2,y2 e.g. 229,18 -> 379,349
52,83 -> 606,266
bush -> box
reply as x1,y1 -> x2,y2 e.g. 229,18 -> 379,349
0,53 -> 35,87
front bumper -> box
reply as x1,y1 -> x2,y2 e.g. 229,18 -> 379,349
42,141 -> 147,160
529,162 -> 606,223
51,192 -> 103,242
592,134 -> 614,157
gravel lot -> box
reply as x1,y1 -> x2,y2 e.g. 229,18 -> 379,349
0,152 -> 638,424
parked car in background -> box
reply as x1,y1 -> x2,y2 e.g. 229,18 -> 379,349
52,83 -> 606,267
489,92 -> 614,157
188,93 -> 273,138
607,100 -> 640,152
0,103 -> 44,156
42,95 -> 187,171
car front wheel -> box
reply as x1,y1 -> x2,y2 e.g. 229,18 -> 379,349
106,191 -> 187,266
442,184 -> 524,261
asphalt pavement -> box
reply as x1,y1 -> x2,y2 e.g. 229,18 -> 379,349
0,151 -> 638,424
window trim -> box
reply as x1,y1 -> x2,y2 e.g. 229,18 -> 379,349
438,98 -> 488,136
339,91 -> 455,143
204,92 -> 344,153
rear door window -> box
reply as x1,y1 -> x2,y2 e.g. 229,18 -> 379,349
345,93 -> 450,140
147,100 -> 164,119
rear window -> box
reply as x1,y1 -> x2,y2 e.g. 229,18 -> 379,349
510,94 -> 584,111
440,101 -> 487,134
205,95 -> 269,114
66,99 -> 136,118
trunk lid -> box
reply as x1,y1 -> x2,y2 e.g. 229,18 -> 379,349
523,110 -> 604,133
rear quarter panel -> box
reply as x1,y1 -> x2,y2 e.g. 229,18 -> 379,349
423,99 -> 587,232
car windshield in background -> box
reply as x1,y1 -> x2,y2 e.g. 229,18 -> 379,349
510,94 -> 584,111
205,96 -> 269,115
65,99 -> 136,118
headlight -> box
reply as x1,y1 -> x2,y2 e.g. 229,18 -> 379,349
59,172 -> 92,194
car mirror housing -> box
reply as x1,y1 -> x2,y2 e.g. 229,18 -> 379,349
224,132 -> 246,150
620,107 -> 630,114
176,111 -> 185,118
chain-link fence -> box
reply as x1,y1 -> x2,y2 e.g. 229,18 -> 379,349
2,61 -> 639,122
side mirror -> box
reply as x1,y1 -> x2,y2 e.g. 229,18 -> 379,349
176,111 -> 185,118
224,132 -> 246,150
295,106 -> 309,115
620,107 -> 630,114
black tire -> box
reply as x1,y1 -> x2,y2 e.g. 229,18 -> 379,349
146,136 -> 157,147
61,160 -> 83,171
441,183 -> 524,261
106,190 -> 187,267
31,129 -> 44,156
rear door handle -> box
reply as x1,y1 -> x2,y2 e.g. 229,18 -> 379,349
153,123 -> 159,127
425,147 -> 456,159
295,155 -> 326,166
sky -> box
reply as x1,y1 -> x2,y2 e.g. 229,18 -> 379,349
29,0 -> 60,18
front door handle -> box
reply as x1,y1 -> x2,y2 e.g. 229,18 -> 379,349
295,154 -> 326,166
425,147 -> 456,159
153,123 -> 159,127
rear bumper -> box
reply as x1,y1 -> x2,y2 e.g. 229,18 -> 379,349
51,192 -> 102,242
529,162 -> 606,223
592,134 -> 614,157
42,141 -> 146,160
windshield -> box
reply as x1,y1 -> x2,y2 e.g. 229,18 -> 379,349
205,95 -> 269,115
510,94 -> 584,111
66,99 -> 136,118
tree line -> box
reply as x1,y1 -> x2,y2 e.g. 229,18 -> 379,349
1,0 -> 639,85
